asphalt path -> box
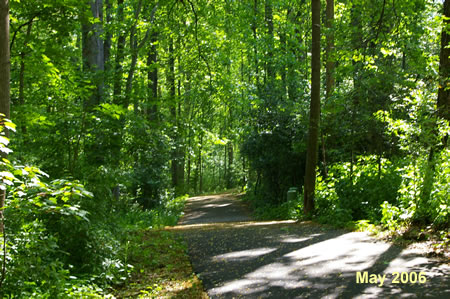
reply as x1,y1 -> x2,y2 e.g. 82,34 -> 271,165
174,193 -> 449,298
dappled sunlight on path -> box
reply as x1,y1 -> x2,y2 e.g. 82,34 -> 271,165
178,194 -> 252,225
175,194 -> 449,298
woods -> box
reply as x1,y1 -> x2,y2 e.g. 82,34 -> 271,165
0,0 -> 449,297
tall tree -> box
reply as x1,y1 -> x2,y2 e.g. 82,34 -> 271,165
0,0 -> 10,286
124,1 -> 158,109
264,0 -> 274,84
81,0 -> 104,109
0,0 -> 8,122
168,38 -> 183,193
104,0 -> 112,75
419,0 -> 450,218
325,0 -> 335,99
303,0 -> 321,215
252,0 -> 260,88
113,0 -> 125,103
147,32 -> 158,121
124,0 -> 143,109
322,0 -> 335,178
438,0 -> 450,123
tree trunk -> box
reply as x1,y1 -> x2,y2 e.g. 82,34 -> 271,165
124,0 -> 143,109
81,0 -> 105,169
349,2 -> 362,184
109,0 -> 125,202
264,0 -> 274,83
81,0 -> 104,109
227,142 -> 233,189
147,32 -> 158,121
124,1 -> 158,111
224,142 -> 227,187
438,0 -> 450,123
187,128 -> 191,191
322,0 -> 334,179
279,29 -> 287,100
177,93 -> 185,193
252,0 -> 259,87
104,0 -> 112,73
18,20 -> 32,136
321,132 -> 328,178
287,8 -> 302,103
168,38 -> 179,190
303,0 -> 321,216
113,0 -> 125,103
325,0 -> 335,100
0,0 -> 10,288
227,107 -> 234,189
242,156 -> 246,191
419,0 -> 450,220
199,134 -> 203,193
0,0 -> 10,179
19,21 -> 33,106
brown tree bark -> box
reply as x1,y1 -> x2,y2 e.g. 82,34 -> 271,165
18,20 -> 32,136
124,0 -> 143,108
252,0 -> 260,88
113,0 -> 125,102
264,0 -> 274,83
199,133 -> 203,193
287,7 -> 303,103
19,21 -> 33,106
81,0 -> 104,109
226,107 -> 234,189
322,0 -> 335,179
349,2 -> 363,183
0,0 -> 10,288
124,1 -> 158,109
176,84 -> 185,193
147,32 -> 158,121
438,0 -> 450,123
168,38 -> 179,191
104,0 -> 112,76
325,0 -> 335,100
303,0 -> 321,216
419,0 -> 450,219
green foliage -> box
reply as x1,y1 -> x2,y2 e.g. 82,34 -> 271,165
4,0 -> 450,295
121,112 -> 171,209
0,117 -> 187,297
1,165 -> 187,297
243,191 -> 302,220
312,157 -> 401,226
428,149 -> 450,227
312,150 -> 448,233
353,220 -> 378,234
149,194 -> 188,228
241,117 -> 306,203
380,201 -> 404,231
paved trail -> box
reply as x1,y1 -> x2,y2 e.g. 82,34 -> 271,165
173,194 -> 449,298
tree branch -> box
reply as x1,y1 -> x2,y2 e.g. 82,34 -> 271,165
185,0 -> 213,90
10,15 -> 38,51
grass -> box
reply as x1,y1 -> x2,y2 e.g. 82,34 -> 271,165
113,229 -> 209,299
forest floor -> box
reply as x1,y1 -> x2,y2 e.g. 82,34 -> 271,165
171,193 -> 449,298
113,228 -> 208,298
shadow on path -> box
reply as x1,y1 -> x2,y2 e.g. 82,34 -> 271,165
173,194 -> 449,298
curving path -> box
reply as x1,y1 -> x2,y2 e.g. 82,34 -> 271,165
172,193 -> 449,298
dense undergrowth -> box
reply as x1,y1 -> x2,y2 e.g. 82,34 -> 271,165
1,174 -> 187,298
1,176 -> 187,298
0,120 -> 189,297
244,151 -> 449,252
243,78 -> 450,254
